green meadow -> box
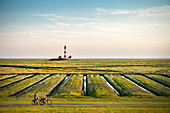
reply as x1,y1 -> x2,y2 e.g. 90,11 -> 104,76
0,59 -> 170,112
0,106 -> 169,113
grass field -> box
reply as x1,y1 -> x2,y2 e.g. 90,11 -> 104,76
0,59 -> 169,74
0,59 -> 170,112
0,106 -> 169,113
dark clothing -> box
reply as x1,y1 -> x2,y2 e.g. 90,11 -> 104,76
34,93 -> 37,99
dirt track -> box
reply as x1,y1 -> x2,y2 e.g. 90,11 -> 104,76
0,104 -> 170,106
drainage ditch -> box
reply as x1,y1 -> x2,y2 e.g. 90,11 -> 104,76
47,74 -> 70,96
137,73 -> 170,88
120,74 -> 156,95
100,74 -> 120,96
0,74 -> 37,90
159,74 -> 170,78
0,74 -> 18,81
83,74 -> 87,96
10,74 -> 53,96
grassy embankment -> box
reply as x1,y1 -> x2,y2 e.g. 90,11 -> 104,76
0,74 -> 50,97
103,74 -> 153,96
0,74 -> 18,81
0,74 -> 34,88
142,74 -> 170,87
87,74 -> 117,98
18,74 -> 66,98
52,74 -> 83,98
124,74 -> 170,96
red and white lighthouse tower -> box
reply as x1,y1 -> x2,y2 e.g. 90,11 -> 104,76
64,45 -> 66,59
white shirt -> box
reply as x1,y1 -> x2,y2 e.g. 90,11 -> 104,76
43,94 -> 46,98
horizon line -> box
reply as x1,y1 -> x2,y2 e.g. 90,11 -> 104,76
0,57 -> 170,60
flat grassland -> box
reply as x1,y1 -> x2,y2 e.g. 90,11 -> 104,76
0,59 -> 170,112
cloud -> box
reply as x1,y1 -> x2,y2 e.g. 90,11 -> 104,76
11,25 -> 33,29
94,8 -> 131,15
110,10 -> 131,15
55,22 -> 70,26
33,14 -> 63,21
93,7 -> 108,15
95,7 -> 107,12
30,6 -> 170,41
34,13 -> 104,23
94,5 -> 170,18
33,14 -> 60,17
69,17 -> 91,21
46,18 -> 58,22
135,5 -> 170,18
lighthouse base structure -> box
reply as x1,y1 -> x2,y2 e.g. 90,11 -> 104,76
49,58 -> 69,61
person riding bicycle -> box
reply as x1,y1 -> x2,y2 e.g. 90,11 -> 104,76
34,92 -> 39,104
43,93 -> 47,104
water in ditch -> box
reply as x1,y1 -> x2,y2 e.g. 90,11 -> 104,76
64,76 -> 69,81
100,76 -> 120,96
83,75 -> 87,96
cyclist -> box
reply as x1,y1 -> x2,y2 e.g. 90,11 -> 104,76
43,93 -> 47,104
34,92 -> 39,104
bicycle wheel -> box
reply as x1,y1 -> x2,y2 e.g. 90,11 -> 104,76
47,99 -> 52,105
39,100 -> 44,105
31,100 -> 35,105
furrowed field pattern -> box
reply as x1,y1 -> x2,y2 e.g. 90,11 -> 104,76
0,59 -> 170,104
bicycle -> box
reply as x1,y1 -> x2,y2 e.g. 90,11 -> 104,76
31,99 -> 39,105
39,98 -> 52,105
31,98 -> 52,105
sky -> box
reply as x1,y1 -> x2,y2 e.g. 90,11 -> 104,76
0,0 -> 170,58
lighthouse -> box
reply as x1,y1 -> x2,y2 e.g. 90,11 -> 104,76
64,45 -> 66,59
49,45 -> 72,61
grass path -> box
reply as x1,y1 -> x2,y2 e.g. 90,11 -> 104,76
0,104 -> 170,106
